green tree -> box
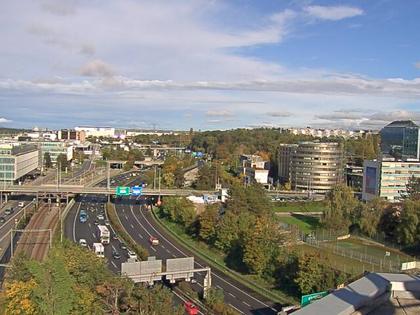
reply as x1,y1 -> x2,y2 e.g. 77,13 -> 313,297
322,184 -> 358,231
198,204 -> 219,243
396,200 -> 420,245
44,152 -> 52,169
56,153 -> 69,171
358,198 -> 386,237
404,176 -> 420,201
294,253 -> 325,295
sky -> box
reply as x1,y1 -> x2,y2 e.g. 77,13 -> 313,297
0,0 -> 419,130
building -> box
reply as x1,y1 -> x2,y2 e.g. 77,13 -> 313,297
0,143 -> 39,184
58,129 -> 86,142
282,127 -> 372,139
278,144 -> 298,184
345,164 -> 364,192
40,141 -> 73,165
239,154 -> 270,185
362,159 -> 420,201
380,120 -> 420,161
74,126 -> 115,138
293,272 -> 420,315
290,142 -> 344,194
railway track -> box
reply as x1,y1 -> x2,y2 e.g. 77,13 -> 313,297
14,204 -> 60,261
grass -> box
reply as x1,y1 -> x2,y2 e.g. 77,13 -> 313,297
277,214 -> 320,233
272,200 -> 327,213
152,209 -> 298,305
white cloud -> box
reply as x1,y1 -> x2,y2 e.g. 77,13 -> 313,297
206,110 -> 234,117
0,117 -> 12,123
79,60 -> 116,77
304,5 -> 364,21
266,111 -> 293,117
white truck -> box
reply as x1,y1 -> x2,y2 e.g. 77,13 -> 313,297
97,225 -> 110,244
93,243 -> 104,257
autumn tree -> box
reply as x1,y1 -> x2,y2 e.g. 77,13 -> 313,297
198,204 -> 219,243
44,152 -> 52,169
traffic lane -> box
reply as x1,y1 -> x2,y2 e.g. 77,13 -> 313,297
132,201 -> 279,315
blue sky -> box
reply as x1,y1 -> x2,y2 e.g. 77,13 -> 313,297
0,0 -> 419,130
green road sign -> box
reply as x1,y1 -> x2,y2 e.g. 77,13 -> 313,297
116,186 -> 130,196
301,291 -> 328,307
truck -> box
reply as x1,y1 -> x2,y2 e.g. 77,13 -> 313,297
93,243 -> 104,257
79,210 -> 88,223
97,225 -> 110,244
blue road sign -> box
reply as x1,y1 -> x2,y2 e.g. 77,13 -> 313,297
131,186 -> 143,196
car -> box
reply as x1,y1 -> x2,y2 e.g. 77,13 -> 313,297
94,220 -> 99,225
127,250 -> 137,260
97,214 -> 105,220
119,243 -> 127,250
112,233 -> 119,240
190,278 -> 197,284
184,302 -> 199,315
18,201 -> 25,207
0,217 -> 6,224
149,236 -> 159,246
112,250 -> 121,259
79,239 -> 88,247
105,220 -> 110,226
4,208 -> 13,215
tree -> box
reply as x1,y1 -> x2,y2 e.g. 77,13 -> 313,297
4,279 -> 37,315
404,176 -> 420,201
358,198 -> 386,237
44,152 -> 52,169
322,184 -> 358,231
294,253 -> 325,295
198,204 -> 219,243
56,153 -> 69,171
396,200 -> 420,245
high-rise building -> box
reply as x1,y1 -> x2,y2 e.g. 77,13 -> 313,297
58,129 -> 86,142
277,144 -> 298,184
290,142 -> 344,193
380,120 -> 420,161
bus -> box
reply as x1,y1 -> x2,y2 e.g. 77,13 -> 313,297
79,210 -> 88,223
97,225 -> 110,244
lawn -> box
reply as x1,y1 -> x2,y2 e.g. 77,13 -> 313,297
273,200 -> 327,213
277,214 -> 320,233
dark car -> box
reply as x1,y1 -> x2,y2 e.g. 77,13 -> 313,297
112,250 -> 121,259
0,217 -> 6,224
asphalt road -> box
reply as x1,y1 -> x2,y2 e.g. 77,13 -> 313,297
115,196 -> 280,315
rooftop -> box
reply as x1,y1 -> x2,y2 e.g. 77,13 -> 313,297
383,120 -> 419,128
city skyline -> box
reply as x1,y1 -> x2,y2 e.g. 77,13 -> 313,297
1,0 -> 420,130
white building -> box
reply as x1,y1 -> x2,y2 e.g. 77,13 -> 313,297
0,143 -> 39,184
75,126 -> 115,138
362,160 -> 420,201
239,154 -> 269,185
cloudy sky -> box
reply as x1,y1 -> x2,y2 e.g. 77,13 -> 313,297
0,0 -> 419,130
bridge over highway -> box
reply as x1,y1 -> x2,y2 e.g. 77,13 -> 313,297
0,185 -> 216,196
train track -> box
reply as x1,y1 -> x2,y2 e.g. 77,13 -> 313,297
14,204 -> 60,261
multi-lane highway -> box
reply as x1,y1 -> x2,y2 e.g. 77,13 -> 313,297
63,171 -> 280,314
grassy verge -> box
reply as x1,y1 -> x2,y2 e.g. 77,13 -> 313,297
106,202 -> 148,260
273,200 -> 326,213
151,208 -> 298,305
277,214 -> 320,233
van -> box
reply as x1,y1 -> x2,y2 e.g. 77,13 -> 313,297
18,202 -> 25,207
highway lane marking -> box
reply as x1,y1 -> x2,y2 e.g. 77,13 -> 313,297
88,223 -> 91,228
229,304 -> 244,314
217,285 -> 222,289
229,293 -> 236,298
137,207 -> 275,311
72,202 -> 82,243
91,232 -> 96,239
242,301 -> 250,307
138,233 -> 143,239
130,224 -> 134,229
112,245 -> 117,252
161,245 -> 165,249
111,261 -> 117,269
128,204 -> 152,237
150,246 -> 156,252
124,215 -> 129,220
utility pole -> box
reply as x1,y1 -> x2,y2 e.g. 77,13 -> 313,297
157,167 -> 161,205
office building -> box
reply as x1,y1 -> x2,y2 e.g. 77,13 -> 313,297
239,154 -> 270,185
58,129 -> 86,142
290,142 -> 344,193
380,120 -> 420,161
40,141 -> 73,164
0,143 -> 39,184
75,126 -> 115,138
278,144 -> 298,183
362,159 -> 420,201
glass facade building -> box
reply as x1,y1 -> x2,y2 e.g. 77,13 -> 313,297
380,120 -> 420,161
0,144 -> 39,184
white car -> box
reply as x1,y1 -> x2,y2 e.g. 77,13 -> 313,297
97,214 -> 105,220
79,239 -> 88,247
127,250 -> 137,260
18,202 -> 25,207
